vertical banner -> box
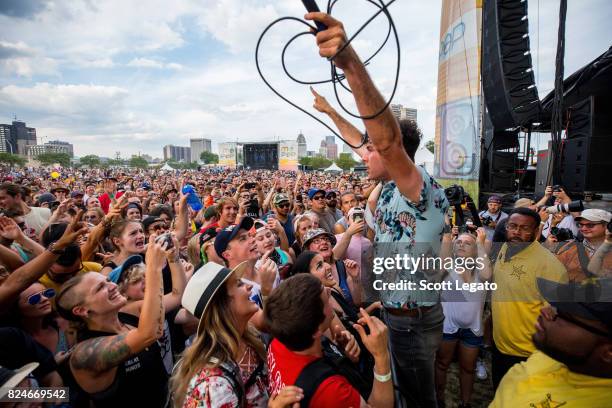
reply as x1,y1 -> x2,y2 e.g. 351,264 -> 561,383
218,142 -> 237,167
279,140 -> 298,171
434,0 -> 482,200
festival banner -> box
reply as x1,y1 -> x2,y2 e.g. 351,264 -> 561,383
279,140 -> 298,171
434,0 -> 482,200
218,142 -> 237,167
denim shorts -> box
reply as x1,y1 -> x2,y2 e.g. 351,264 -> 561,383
442,328 -> 483,348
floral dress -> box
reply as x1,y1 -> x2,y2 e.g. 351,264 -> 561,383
182,347 -> 268,408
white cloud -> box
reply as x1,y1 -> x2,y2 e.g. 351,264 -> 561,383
127,58 -> 183,70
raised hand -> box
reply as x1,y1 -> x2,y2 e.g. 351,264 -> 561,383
55,210 -> 89,250
343,259 -> 360,280
0,216 -> 24,241
352,308 -> 389,360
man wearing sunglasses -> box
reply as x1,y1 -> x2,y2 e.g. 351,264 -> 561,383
491,278 -> 612,407
555,209 -> 612,282
265,193 -> 295,245
305,188 -> 336,234
490,207 -> 567,389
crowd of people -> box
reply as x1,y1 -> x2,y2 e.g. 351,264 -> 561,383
1,12 -> 611,408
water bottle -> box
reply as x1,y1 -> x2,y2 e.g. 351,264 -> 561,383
182,185 -> 203,212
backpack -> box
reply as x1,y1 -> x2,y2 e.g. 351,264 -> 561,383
294,337 -> 370,408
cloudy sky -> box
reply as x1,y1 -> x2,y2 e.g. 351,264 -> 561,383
0,0 -> 609,158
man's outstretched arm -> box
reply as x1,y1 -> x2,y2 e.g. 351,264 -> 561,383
310,86 -> 368,159
306,12 -> 422,203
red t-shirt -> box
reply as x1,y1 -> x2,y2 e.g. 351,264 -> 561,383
98,191 -> 124,214
267,339 -> 361,408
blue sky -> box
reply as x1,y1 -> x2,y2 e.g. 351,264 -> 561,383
0,0 -> 610,158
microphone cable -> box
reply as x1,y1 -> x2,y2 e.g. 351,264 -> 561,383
255,0 -> 400,149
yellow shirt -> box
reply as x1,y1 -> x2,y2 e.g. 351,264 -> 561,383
491,241 -> 567,357
39,261 -> 103,294
490,351 -> 612,407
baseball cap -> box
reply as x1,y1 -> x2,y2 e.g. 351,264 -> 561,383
514,198 -> 535,208
326,190 -> 338,198
575,209 -> 612,223
36,192 -> 57,205
488,195 -> 502,204
308,188 -> 326,200
181,261 -> 249,334
199,227 -> 218,245
537,277 -> 612,333
71,190 -> 84,198
213,217 -> 255,258
142,217 -> 163,231
109,255 -> 144,284
274,193 -> 290,205
203,206 -> 218,220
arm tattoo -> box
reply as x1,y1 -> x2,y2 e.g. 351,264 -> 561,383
157,286 -> 164,338
71,333 -> 132,373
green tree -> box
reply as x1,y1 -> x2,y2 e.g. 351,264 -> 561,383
200,151 -> 219,164
36,152 -> 71,167
425,140 -> 435,154
0,152 -> 26,167
106,158 -> 124,167
299,157 -> 312,167
80,154 -> 101,168
129,156 -> 149,169
309,155 -> 332,170
334,153 -> 358,170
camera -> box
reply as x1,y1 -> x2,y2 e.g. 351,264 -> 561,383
550,227 -> 574,242
481,215 -> 494,227
244,182 -> 256,190
545,200 -> 584,214
552,185 -> 562,192
155,233 -> 174,249
444,184 -> 465,207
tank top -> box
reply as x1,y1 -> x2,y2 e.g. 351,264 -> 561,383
62,313 -> 169,407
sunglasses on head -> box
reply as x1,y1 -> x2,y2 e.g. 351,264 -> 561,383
27,288 -> 55,305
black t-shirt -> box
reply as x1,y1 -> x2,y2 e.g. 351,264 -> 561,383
0,327 -> 57,379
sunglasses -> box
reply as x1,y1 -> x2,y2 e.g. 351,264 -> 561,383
151,223 -> 169,232
576,222 -> 603,229
555,309 -> 611,338
276,202 -> 290,209
27,288 -> 56,305
312,195 -> 325,201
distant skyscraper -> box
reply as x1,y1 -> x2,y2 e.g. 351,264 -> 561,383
190,138 -> 212,162
324,135 -> 338,160
297,132 -> 307,158
163,145 -> 191,162
390,104 -> 417,122
0,125 -> 11,153
319,140 -> 327,157
0,120 -> 36,155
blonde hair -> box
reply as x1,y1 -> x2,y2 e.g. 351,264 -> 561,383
187,233 -> 202,267
117,264 -> 146,296
170,283 -> 265,407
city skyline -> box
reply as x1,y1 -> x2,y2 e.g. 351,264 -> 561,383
1,1 -> 610,157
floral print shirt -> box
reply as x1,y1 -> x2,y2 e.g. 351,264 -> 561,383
373,166 -> 449,308
182,353 -> 268,408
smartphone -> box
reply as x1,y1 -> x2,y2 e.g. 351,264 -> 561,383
352,213 -> 364,223
244,182 -> 256,190
155,233 -> 174,249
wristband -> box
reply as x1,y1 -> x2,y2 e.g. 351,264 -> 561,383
373,370 -> 392,383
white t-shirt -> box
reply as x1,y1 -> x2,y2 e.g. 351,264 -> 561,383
440,268 -> 487,336
24,207 -> 51,235
541,214 -> 578,238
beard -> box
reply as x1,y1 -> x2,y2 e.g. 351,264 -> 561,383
534,334 -> 591,367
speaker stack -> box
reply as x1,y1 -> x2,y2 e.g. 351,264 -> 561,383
560,96 -> 612,194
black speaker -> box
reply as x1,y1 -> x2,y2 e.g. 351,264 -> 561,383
490,172 -> 515,190
561,137 -> 612,193
560,95 -> 612,193
482,0 -> 541,130
492,151 -> 517,171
